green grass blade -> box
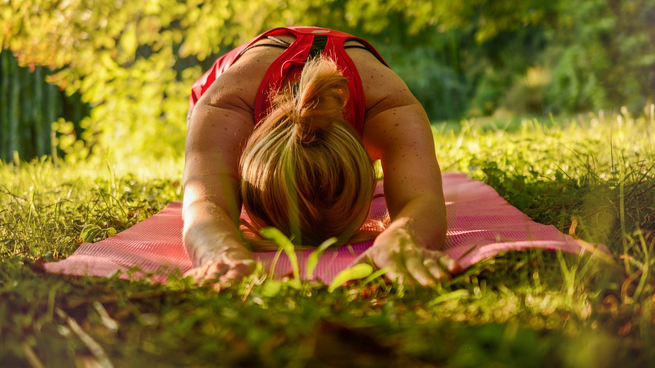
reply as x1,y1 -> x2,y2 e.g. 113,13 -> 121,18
361,267 -> 392,286
259,227 -> 300,283
428,289 -> 469,307
328,264 -> 373,293
305,237 -> 337,279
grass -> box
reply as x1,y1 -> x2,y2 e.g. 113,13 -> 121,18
1,109 -> 655,367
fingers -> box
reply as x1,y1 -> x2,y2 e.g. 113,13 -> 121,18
205,263 -> 231,280
220,260 -> 256,282
437,253 -> 462,274
349,244 -> 459,286
184,263 -> 227,281
384,268 -> 404,285
184,259 -> 254,286
405,255 -> 435,286
422,258 -> 448,281
351,250 -> 408,285
407,249 -> 463,284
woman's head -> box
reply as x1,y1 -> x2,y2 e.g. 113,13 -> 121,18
240,56 -> 376,248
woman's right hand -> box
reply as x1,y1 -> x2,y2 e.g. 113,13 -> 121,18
184,242 -> 256,286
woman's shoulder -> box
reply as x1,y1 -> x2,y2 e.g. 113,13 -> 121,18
198,43 -> 291,114
346,46 -> 419,122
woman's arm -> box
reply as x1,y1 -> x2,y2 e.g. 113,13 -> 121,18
183,45 -> 288,284
182,61 -> 262,283
359,60 -> 461,285
183,102 -> 255,283
364,101 -> 447,248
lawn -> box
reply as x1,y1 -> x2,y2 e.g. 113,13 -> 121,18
1,110 -> 654,367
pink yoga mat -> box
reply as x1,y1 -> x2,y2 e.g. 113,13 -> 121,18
45,173 -> 597,284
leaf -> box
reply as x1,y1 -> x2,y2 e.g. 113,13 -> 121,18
328,264 -> 373,293
305,237 -> 337,279
427,290 -> 469,307
80,224 -> 102,243
260,280 -> 282,298
287,279 -> 301,290
259,227 -> 300,282
120,24 -> 138,58
361,267 -> 392,286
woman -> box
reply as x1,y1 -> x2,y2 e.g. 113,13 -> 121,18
183,26 -> 461,286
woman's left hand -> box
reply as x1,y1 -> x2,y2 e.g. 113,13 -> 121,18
351,227 -> 462,286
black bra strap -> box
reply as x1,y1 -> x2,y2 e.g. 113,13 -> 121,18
237,35 -> 385,66
266,35 -> 292,46
344,44 -> 386,65
343,45 -> 370,51
239,43 -> 288,57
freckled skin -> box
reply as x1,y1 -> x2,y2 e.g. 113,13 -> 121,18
183,33 -> 457,286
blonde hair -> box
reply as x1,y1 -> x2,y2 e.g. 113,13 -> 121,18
239,56 -> 380,250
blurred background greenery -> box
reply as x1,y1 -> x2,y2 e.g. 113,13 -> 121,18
1,0 -> 654,163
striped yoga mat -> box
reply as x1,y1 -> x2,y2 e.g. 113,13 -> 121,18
44,173 -> 599,284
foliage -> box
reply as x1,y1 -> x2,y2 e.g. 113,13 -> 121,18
1,0 -> 359,162
0,50 -> 91,162
543,0 -> 655,114
466,26 -> 549,117
342,0 -> 552,41
2,0 -> 654,160
373,29 -> 470,120
2,112 -> 655,366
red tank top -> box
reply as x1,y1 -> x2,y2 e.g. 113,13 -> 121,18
189,27 -> 389,136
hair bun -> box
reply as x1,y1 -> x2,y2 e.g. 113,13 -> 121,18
290,57 -> 349,145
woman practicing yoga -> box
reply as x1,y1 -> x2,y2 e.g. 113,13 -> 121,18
183,26 -> 461,286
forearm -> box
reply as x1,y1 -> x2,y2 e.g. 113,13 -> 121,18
361,101 -> 447,251
183,199 -> 250,267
